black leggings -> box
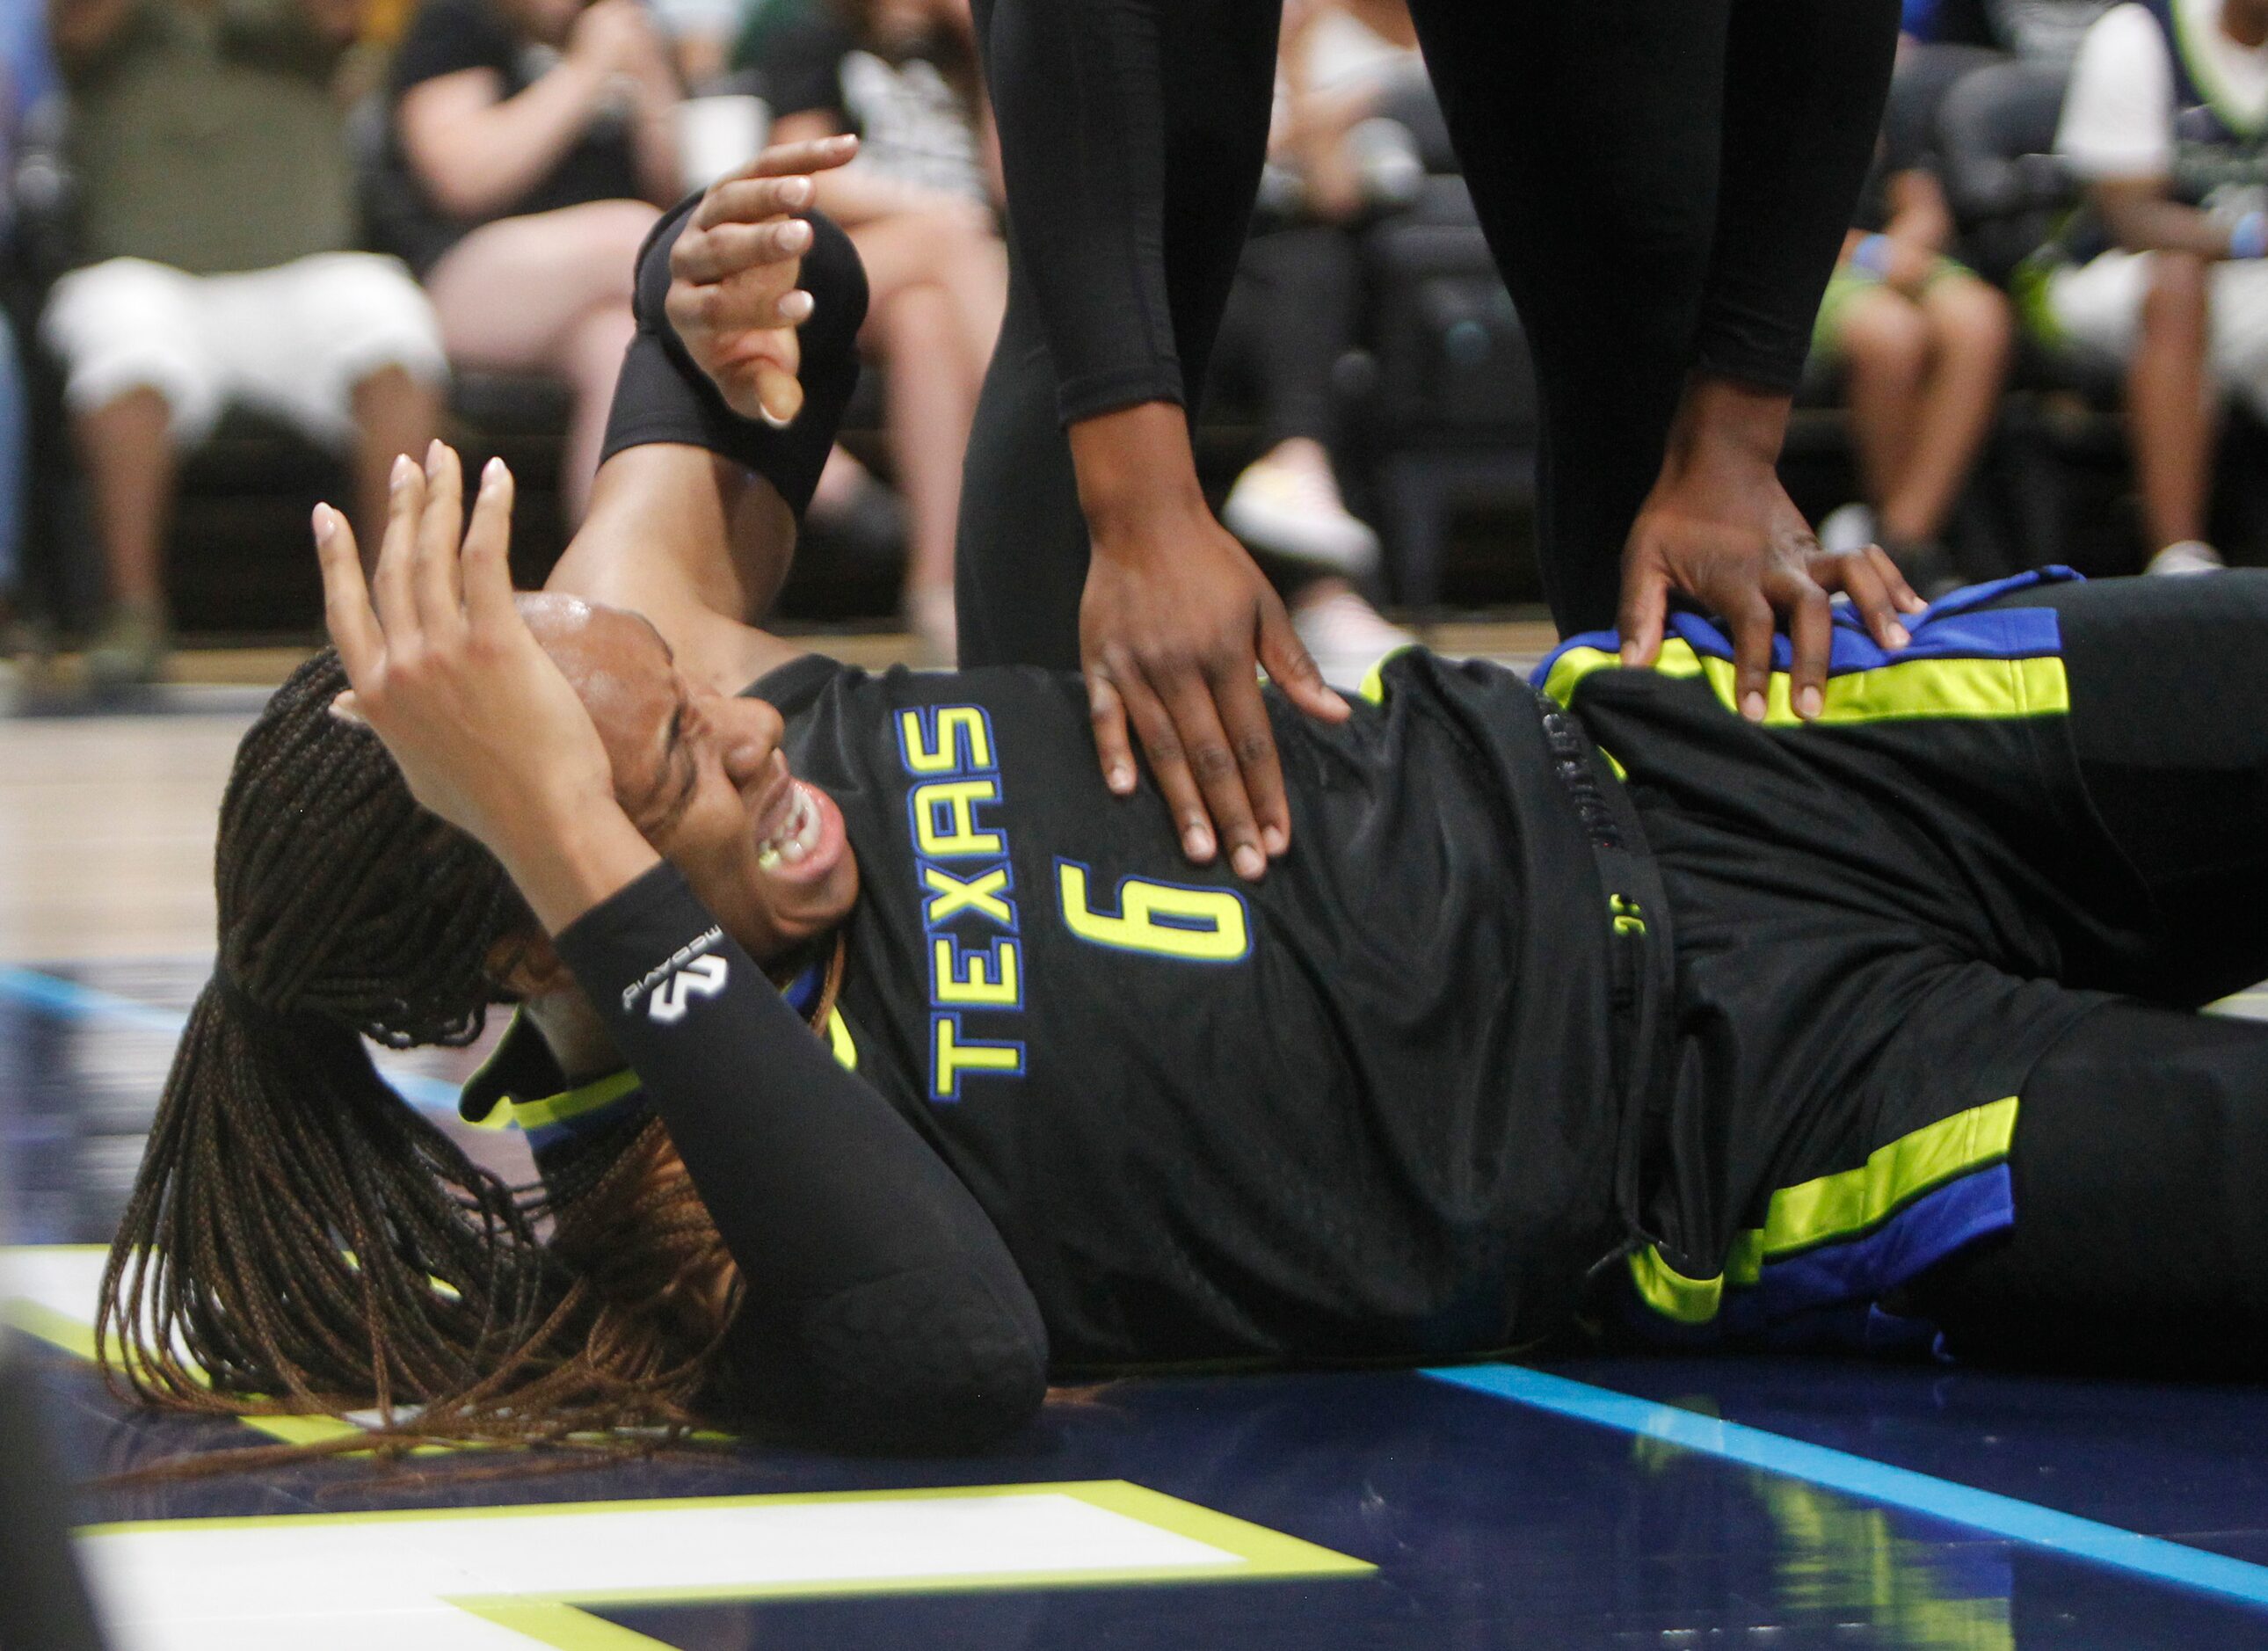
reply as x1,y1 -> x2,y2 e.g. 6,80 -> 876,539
956,0 -> 1901,669
1210,224 -> 1363,456
1911,574 -> 2268,1374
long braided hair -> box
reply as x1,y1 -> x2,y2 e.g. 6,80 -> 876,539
97,652 -> 761,1467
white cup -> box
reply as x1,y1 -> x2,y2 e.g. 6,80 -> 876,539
677,94 -> 771,192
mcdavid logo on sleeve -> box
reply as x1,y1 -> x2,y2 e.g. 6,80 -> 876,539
623,927 -> 730,1023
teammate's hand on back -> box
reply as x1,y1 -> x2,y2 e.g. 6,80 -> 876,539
313,441 -> 658,934
1617,377 -> 1925,723
666,135 -> 861,429
1073,404 -> 1349,883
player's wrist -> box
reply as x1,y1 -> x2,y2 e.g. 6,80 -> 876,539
500,803 -> 665,938
1071,401 -> 1208,546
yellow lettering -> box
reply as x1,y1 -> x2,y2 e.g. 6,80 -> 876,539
933,1016 -> 1023,1099
912,779 -> 1004,858
898,707 -> 994,775
933,937 -> 1021,1006
922,863 -> 1015,927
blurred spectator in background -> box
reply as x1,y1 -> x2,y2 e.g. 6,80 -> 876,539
0,11 -> 46,637
1903,0 -> 2117,64
380,0 -> 680,522
649,0 -> 737,84
42,0 -> 446,687
2046,0 -> 2268,575
1214,0 -> 1430,687
759,0 -> 1003,662
1811,126 -> 2013,598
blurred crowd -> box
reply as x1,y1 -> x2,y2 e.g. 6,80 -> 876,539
0,0 -> 2260,690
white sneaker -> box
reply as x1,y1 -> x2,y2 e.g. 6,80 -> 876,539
1817,502 -> 1878,556
2146,540 -> 2226,576
1223,454 -> 1382,575
1291,589 -> 1414,693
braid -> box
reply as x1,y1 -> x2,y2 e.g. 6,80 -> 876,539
95,652 -> 759,1472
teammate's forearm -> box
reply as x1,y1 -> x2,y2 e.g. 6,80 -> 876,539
1067,400 -> 1208,550
978,0 -> 1186,420
1694,0 -> 1901,389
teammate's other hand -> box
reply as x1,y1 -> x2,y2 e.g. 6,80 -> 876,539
1616,378 -> 1924,723
1073,408 -> 1348,883
667,135 -> 861,429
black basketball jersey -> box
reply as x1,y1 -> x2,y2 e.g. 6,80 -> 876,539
756,647 -> 1632,1371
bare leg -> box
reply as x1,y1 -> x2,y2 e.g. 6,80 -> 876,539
349,364 -> 443,566
1879,274 -> 2011,545
873,279 -> 975,617
424,201 -> 658,524
556,304 -> 640,520
2127,251 -> 2215,555
1835,287 -> 1929,517
73,388 -> 174,609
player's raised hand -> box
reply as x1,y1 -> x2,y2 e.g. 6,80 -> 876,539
666,134 -> 861,428
313,443 -> 621,893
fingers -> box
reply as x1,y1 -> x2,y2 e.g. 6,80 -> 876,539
461,456 -> 519,629
369,451 -> 425,636
1776,570 -> 1833,722
1725,591 -> 1778,724
740,132 -> 859,183
1256,593 -> 1350,729
411,440 -> 467,638
1087,673 -> 1138,796
674,211 -> 814,283
1617,554 -> 1670,669
1205,663 -> 1286,873
1159,667 -> 1266,878
753,363 -> 803,428
1826,547 -> 1914,651
1099,650 -> 1225,869
1870,542 -> 1930,616
312,503 -> 383,682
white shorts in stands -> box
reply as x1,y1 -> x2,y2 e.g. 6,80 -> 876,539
40,251 -> 447,449
2046,249 -> 2268,421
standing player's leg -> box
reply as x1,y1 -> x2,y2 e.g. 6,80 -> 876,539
1400,0 -> 1725,635
1908,1000 -> 2268,1376
1986,571 -> 2268,1007
956,0 -> 1281,671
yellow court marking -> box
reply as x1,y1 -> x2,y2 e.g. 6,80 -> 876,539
81,1482 -> 1373,1649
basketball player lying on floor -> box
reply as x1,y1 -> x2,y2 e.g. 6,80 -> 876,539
102,167 -> 2268,1462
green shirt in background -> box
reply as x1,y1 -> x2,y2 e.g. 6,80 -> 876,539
62,0 -> 357,275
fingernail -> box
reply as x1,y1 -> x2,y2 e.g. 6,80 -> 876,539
391,454 -> 416,489
483,456 -> 505,489
1232,845 -> 1264,880
781,288 -> 815,323
1620,645 -> 1639,667
425,438 -> 444,475
311,503 -> 334,543
1742,690 -> 1766,723
1798,685 -> 1822,719
783,219 -> 811,249
1109,763 -> 1133,793
784,177 -> 811,206
1887,623 -> 1910,648
1261,825 -> 1287,856
1184,826 -> 1214,861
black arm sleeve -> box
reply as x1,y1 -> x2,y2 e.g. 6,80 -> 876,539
1691,0 -> 1901,390
553,865 -> 1049,1451
974,0 -> 1277,425
599,194 -> 869,517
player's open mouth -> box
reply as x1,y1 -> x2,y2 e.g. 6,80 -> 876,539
752,778 -> 846,883
755,781 -> 819,865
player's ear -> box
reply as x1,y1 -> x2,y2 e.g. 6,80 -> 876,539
483,928 -> 574,1000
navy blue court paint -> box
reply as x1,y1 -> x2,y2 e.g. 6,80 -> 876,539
0,964 -> 462,1114
1428,1363 -> 2268,1613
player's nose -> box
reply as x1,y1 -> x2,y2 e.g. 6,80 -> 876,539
718,696 -> 787,785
